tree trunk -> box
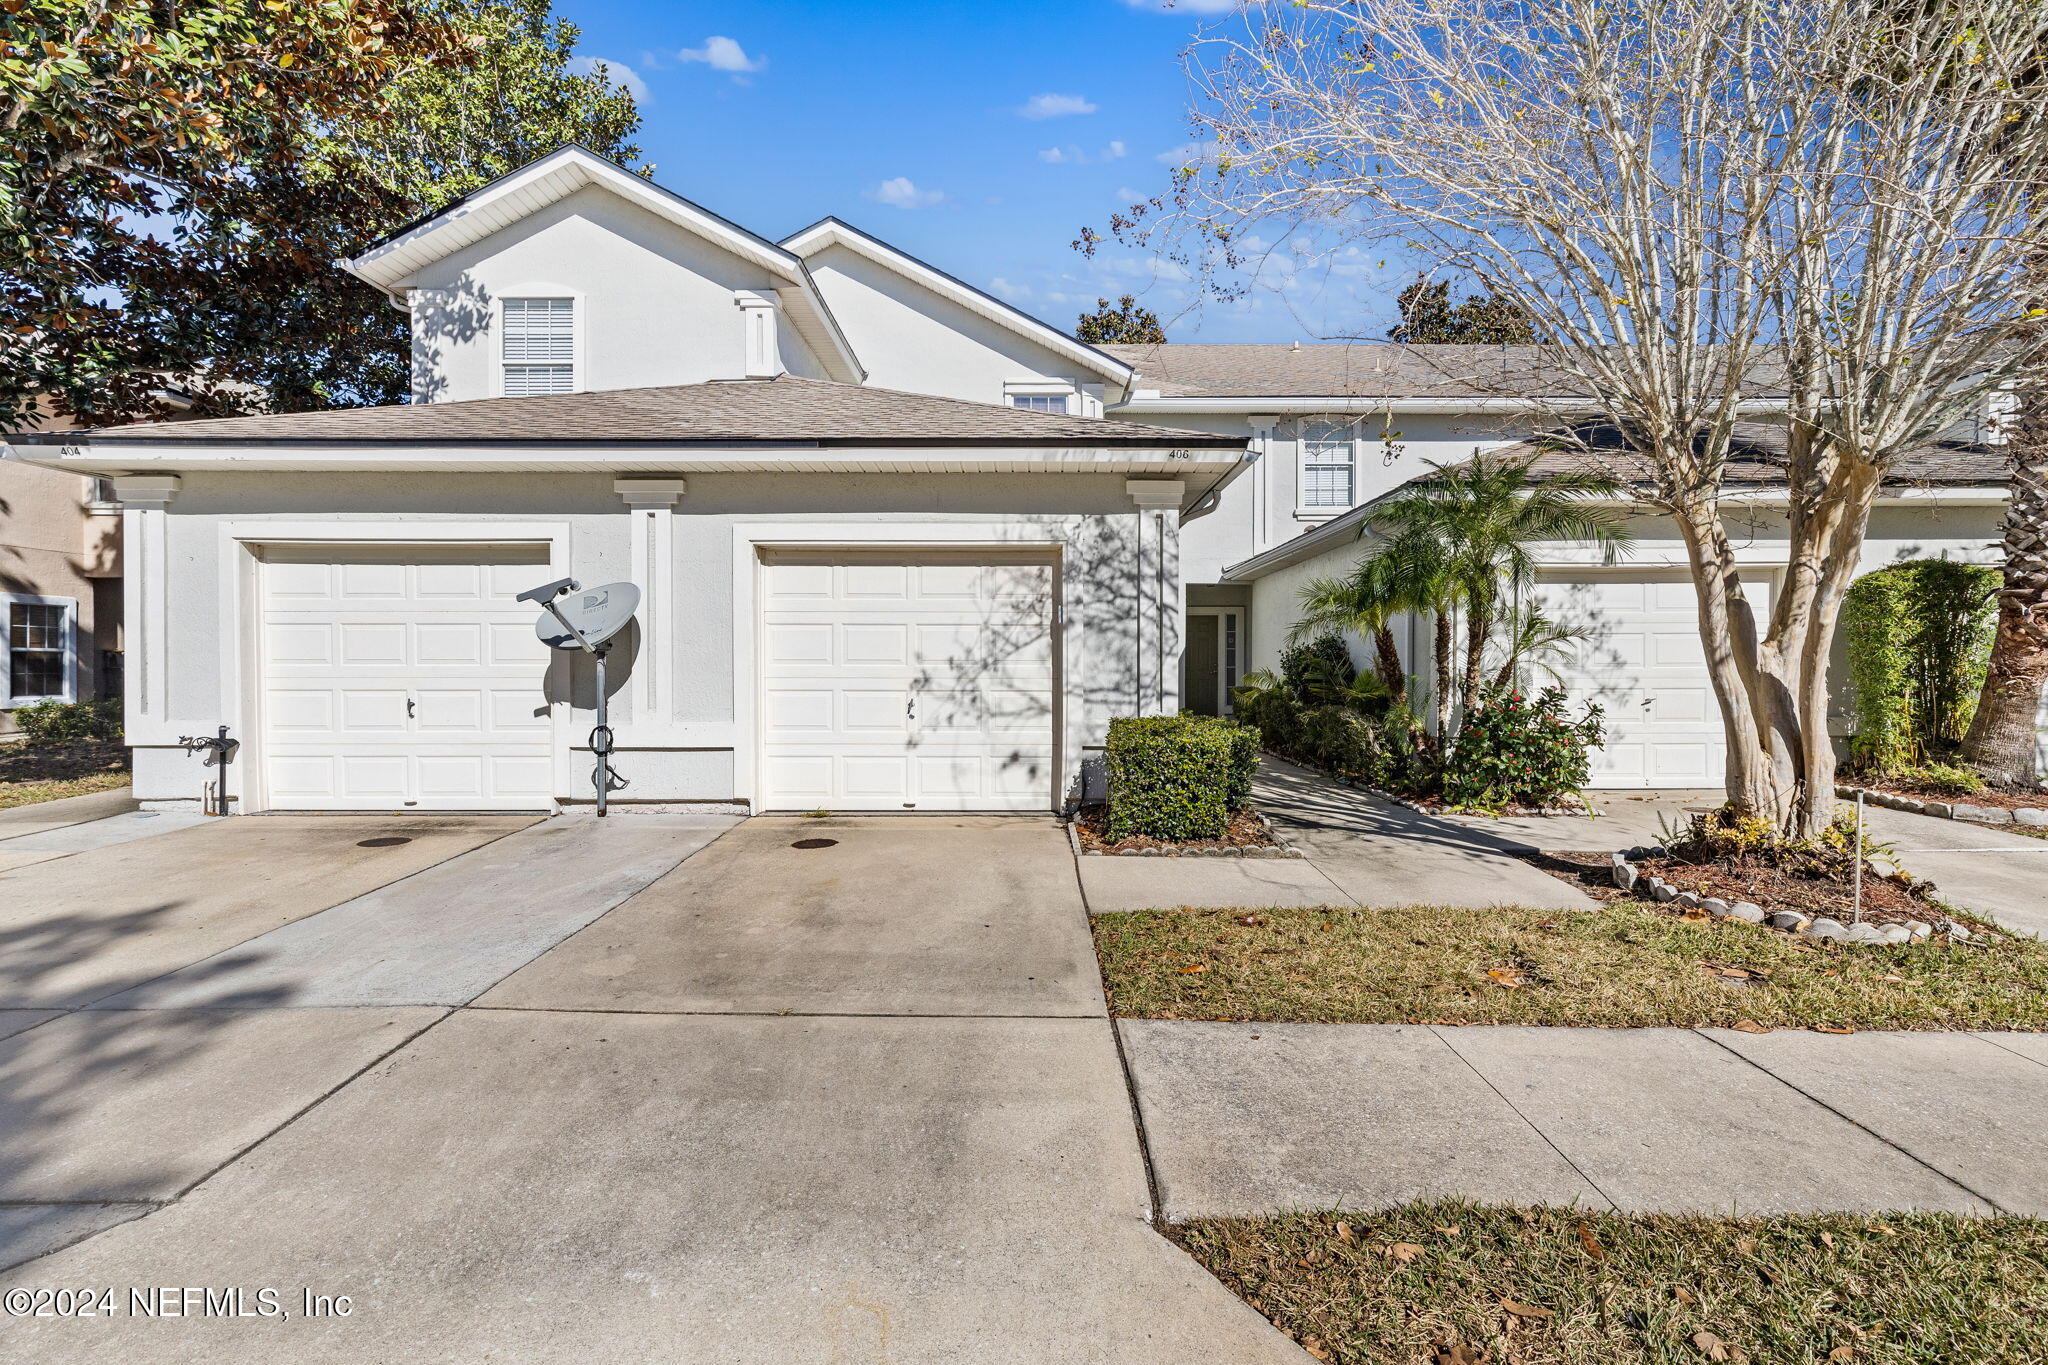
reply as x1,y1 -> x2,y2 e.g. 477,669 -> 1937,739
1461,591 -> 1490,717
1961,253 -> 2048,789
1372,624 -> 1406,703
1432,608 -> 1454,739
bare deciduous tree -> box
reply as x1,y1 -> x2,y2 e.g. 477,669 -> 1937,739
1156,0 -> 2048,837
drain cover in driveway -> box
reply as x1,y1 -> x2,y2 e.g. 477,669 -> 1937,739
791,838 -> 838,850
357,837 -> 414,848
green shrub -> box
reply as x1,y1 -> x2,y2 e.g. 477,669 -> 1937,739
1441,686 -> 1602,811
1105,714 -> 1260,841
1300,704 -> 1380,777
1894,761 -> 1986,795
12,698 -> 121,743
1842,560 -> 1997,772
1280,635 -> 1355,702
1232,673 -> 1305,754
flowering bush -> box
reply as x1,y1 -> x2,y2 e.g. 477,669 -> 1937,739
1441,686 -> 1603,811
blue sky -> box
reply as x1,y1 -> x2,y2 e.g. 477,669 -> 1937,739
556,0 -> 1407,343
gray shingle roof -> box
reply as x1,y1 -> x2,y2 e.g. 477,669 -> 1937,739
1497,421 -> 2004,488
39,375 -> 1243,448
1105,342 -> 1790,400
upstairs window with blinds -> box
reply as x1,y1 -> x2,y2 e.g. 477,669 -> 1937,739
501,298 -> 575,396
1299,420 -> 1358,510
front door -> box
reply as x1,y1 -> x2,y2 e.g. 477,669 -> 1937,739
1182,608 -> 1242,716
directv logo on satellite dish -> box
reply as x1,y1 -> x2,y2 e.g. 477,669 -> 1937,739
534,582 -> 639,651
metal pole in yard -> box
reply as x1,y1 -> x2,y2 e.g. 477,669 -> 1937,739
1852,788 -> 1865,924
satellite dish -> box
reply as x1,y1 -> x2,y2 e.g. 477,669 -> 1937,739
535,581 -> 640,650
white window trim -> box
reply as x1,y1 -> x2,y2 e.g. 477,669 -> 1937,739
1004,379 -> 1079,415
1297,418 -> 1362,517
497,289 -> 583,397
2,592 -> 79,708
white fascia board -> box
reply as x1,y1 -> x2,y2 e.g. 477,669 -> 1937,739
7,441 -> 1241,476
781,218 -> 1134,394
1115,396 -> 1792,416
349,147 -> 808,292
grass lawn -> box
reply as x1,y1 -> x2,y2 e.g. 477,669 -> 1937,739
1168,1201 -> 2048,1364
0,739 -> 130,810
1091,903 -> 2048,1030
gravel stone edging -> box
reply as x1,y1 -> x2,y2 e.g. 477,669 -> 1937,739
1835,782 -> 2048,828
1608,847 -> 1980,947
1064,811 -> 1305,860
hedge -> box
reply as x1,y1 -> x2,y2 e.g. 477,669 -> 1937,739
1841,560 -> 1997,772
1104,714 -> 1260,842
11,698 -> 122,744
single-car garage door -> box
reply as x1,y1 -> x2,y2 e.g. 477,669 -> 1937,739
758,551 -> 1057,812
260,546 -> 555,811
1533,569 -> 1775,788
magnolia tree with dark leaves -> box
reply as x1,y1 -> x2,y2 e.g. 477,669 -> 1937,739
1,0 -> 642,427
1143,0 -> 2048,838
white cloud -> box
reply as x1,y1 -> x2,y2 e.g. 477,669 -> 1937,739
1155,140 -> 1223,165
867,176 -> 947,210
680,36 -> 766,77
569,56 -> 649,102
1115,186 -> 1147,202
1040,140 -> 1130,166
989,277 -> 1031,301
1017,92 -> 1097,120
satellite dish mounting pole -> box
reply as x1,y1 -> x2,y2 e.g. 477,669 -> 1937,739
592,642 -> 613,817
519,577 -> 638,819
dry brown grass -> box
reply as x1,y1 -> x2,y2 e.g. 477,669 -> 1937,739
1091,903 -> 2048,1030
1169,1201 -> 2048,1365
0,739 -> 130,810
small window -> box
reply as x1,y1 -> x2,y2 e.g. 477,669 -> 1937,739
4,597 -> 74,705
1008,393 -> 1069,414
502,298 -> 575,396
1300,420 -> 1358,509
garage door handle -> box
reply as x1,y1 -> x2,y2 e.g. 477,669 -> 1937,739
906,698 -> 916,719
407,697 -> 416,718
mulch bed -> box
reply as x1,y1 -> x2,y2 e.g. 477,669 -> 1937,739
1532,849 -> 1983,931
1855,782 -> 2048,811
1070,803 -> 1284,855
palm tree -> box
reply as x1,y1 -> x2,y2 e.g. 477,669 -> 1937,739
1365,451 -> 1634,723
1290,552 -> 1420,704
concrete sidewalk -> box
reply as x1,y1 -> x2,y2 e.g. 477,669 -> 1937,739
1077,759 -> 1595,914
0,785 -> 138,842
1123,1021 -> 2045,1221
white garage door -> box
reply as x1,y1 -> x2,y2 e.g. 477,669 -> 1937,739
260,547 -> 555,811
758,552 -> 1057,812
1533,569 -> 1774,788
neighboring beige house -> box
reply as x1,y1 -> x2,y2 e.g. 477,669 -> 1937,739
0,406 -> 126,733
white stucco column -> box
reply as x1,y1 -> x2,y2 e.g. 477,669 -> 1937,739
1127,479 -> 1185,716
1247,415 -> 1279,554
111,474 -> 179,743
613,478 -> 688,732
734,290 -> 784,377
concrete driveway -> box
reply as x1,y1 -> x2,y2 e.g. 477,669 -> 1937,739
0,812 -> 1306,1364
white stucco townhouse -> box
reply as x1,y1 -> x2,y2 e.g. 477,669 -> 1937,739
1,145 -> 2019,810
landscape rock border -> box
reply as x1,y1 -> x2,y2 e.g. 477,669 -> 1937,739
1835,782 -> 2048,828
1608,847 -> 1980,948
1065,811 -> 1305,860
